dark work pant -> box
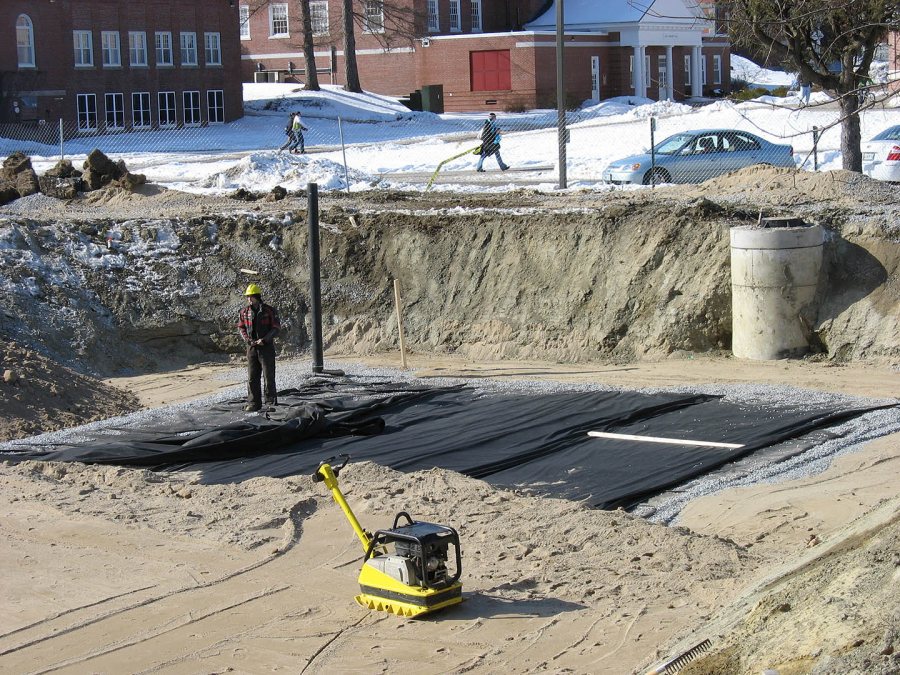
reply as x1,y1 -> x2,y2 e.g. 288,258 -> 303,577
247,342 -> 277,405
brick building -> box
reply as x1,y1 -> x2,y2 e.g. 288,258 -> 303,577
239,0 -> 728,112
2,0 -> 243,130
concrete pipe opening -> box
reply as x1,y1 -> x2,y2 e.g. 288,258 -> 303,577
730,219 -> 824,360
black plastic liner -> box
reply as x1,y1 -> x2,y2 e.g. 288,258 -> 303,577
1,378 -> 890,510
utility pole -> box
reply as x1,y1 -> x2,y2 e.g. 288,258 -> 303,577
556,0 -> 567,189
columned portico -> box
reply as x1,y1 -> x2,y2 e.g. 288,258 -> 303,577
633,45 -> 646,98
665,45 -> 674,100
691,45 -> 703,97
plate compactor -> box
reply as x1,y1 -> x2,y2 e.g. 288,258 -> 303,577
313,456 -> 463,617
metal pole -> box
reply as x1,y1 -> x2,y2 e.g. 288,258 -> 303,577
812,126 -> 819,171
650,117 -> 657,188
556,0 -> 567,189
59,119 -> 64,161
338,116 -> 350,195
307,182 -> 324,374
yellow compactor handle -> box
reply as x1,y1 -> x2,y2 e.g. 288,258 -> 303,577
314,457 -> 372,553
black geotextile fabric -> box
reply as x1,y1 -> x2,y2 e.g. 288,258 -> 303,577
1,378 -> 891,509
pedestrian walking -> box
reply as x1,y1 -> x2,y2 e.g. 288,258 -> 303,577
288,111 -> 308,154
237,283 -> 281,412
799,78 -> 811,106
475,112 -> 509,172
278,112 -> 296,153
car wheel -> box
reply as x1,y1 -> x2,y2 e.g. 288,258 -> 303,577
642,168 -> 670,185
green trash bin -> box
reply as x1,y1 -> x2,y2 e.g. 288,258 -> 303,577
420,84 -> 444,114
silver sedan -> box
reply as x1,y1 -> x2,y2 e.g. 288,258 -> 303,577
602,129 -> 796,185
862,125 -> 900,182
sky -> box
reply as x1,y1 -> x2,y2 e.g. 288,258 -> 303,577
6,58 -> 899,195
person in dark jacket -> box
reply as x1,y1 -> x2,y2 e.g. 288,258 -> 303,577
237,283 -> 281,411
476,112 -> 509,172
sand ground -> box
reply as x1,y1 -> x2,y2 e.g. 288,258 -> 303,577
1,353 -> 897,674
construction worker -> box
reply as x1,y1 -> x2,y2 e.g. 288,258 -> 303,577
237,283 -> 281,412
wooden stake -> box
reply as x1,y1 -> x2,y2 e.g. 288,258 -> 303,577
393,278 -> 408,370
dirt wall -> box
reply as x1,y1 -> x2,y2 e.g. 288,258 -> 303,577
0,175 -> 898,376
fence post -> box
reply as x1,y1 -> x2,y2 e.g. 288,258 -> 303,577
59,119 -> 65,161
812,126 -> 819,171
650,117 -> 657,188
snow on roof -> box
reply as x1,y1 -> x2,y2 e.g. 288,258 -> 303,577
526,0 -> 704,31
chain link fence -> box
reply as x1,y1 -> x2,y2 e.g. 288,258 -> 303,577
1,96 -> 898,191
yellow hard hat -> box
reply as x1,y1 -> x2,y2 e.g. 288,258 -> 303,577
244,283 -> 262,296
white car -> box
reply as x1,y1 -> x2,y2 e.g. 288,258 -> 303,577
862,125 -> 900,182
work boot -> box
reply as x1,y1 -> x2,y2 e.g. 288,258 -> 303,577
244,403 -> 261,412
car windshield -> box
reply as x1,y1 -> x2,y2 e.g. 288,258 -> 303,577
872,126 -> 900,141
654,134 -> 694,155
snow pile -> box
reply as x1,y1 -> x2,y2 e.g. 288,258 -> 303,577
731,54 -> 795,89
200,152 -> 377,193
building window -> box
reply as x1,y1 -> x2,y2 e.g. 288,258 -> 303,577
713,54 -> 722,84
132,92 -> 152,128
310,1 -> 329,35
470,49 -> 511,91
105,93 -> 124,129
470,0 -> 482,33
207,90 -> 224,123
270,4 -> 289,37
364,0 -> 383,33
630,54 -> 634,88
239,5 -> 250,39
158,91 -> 177,127
701,56 -> 707,85
16,15 -> 35,68
205,32 -> 222,65
427,0 -> 438,32
684,54 -> 691,86
183,91 -> 202,126
76,93 -> 97,131
129,31 -> 148,66
155,31 -> 173,66
180,32 -> 198,65
644,55 -> 650,87
73,30 -> 93,67
449,0 -> 461,32
101,31 -> 121,67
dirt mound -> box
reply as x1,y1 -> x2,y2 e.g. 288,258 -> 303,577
0,341 -> 139,441
663,500 -> 900,675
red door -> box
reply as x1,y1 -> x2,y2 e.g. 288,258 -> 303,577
470,50 -> 511,91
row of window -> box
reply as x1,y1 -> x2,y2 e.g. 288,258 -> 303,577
427,0 -> 483,34
74,30 -> 222,68
239,1 -> 384,39
15,15 -> 222,69
75,90 -> 225,132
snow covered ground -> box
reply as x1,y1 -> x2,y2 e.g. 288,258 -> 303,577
4,60 -> 898,195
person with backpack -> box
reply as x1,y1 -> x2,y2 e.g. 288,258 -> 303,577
278,113 -> 296,153
288,111 -> 308,154
475,112 -> 509,172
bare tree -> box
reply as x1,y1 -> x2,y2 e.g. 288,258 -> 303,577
299,0 -> 320,90
722,0 -> 899,171
340,0 -> 425,93
343,0 -> 363,92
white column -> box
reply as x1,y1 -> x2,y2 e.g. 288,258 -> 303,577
665,46 -> 674,100
691,46 -> 703,97
634,45 -> 645,98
